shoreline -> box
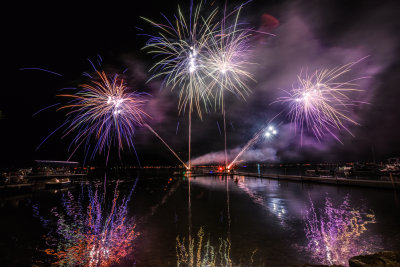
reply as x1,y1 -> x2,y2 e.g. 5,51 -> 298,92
235,171 -> 400,190
189,171 -> 400,190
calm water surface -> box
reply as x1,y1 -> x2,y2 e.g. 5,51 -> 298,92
1,171 -> 399,266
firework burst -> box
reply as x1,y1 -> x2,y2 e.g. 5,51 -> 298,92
141,1 -> 269,170
58,70 -> 149,162
141,1 -> 219,117
204,6 -> 255,109
35,62 -> 188,166
142,1 -> 220,169
276,60 -> 368,143
142,1 -> 259,169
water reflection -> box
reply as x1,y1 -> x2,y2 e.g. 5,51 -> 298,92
179,175 -> 262,266
21,174 -> 398,266
176,227 -> 263,267
235,176 -> 288,226
301,194 -> 378,266
188,175 -> 391,266
33,180 -> 139,266
176,227 -> 232,267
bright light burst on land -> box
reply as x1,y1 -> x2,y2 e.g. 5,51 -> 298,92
58,70 -> 149,161
276,60 -> 368,143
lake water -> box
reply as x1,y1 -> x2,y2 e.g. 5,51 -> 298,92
1,170 -> 399,266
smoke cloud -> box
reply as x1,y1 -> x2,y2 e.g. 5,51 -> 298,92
191,146 -> 277,165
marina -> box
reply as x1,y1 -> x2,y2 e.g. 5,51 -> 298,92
3,0 -> 400,265
1,170 -> 399,266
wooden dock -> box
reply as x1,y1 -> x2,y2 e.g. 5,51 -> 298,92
234,172 -> 400,190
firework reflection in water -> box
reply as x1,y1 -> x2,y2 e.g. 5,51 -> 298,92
36,180 -> 139,266
302,194 -> 378,266
176,227 -> 262,267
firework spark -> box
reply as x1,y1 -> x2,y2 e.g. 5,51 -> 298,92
58,70 -> 149,162
145,123 -> 188,169
275,59 -> 368,143
264,125 -> 278,139
227,113 -> 281,169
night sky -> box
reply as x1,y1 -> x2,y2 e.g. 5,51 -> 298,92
2,0 -> 400,168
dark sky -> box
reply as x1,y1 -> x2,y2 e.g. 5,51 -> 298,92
2,0 -> 400,168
